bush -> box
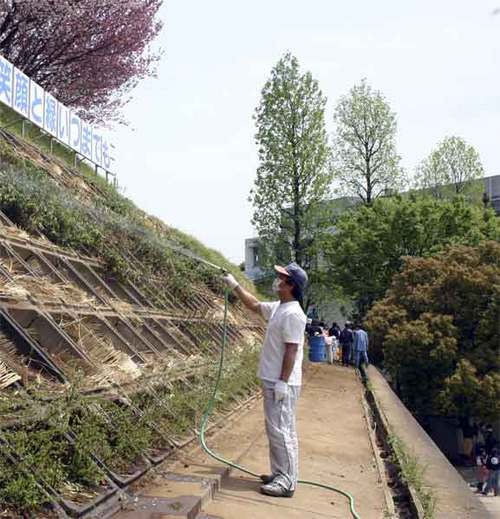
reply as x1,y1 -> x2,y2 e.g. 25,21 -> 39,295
365,241 -> 500,421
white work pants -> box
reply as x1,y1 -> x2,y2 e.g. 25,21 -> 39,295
261,380 -> 301,490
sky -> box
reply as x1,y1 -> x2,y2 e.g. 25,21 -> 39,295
112,0 -> 500,264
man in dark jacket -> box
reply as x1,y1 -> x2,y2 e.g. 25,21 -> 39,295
339,322 -> 353,366
328,322 -> 340,340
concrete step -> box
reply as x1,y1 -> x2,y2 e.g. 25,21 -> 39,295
113,471 -> 222,519
111,394 -> 261,519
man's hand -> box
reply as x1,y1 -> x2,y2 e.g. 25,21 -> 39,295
274,380 -> 288,402
222,273 -> 239,290
221,274 -> 261,313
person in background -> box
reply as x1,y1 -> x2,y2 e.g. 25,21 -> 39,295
339,322 -> 353,366
485,425 -> 497,455
323,327 -> 334,364
476,447 -> 489,493
328,322 -> 340,341
331,332 -> 339,362
305,317 -> 313,336
308,319 -> 323,338
352,323 -> 369,371
307,304 -> 318,321
483,447 -> 500,496
460,417 -> 477,466
476,423 -> 486,450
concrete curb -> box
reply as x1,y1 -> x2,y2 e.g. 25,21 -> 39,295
360,387 -> 398,518
364,366 -> 491,519
363,369 -> 427,518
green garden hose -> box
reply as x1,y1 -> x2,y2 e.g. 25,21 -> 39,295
199,288 -> 362,519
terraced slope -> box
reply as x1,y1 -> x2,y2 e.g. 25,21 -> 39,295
0,128 -> 264,517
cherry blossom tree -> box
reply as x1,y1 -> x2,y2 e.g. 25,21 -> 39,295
0,0 -> 164,123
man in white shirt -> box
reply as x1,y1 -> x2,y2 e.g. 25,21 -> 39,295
223,262 -> 307,498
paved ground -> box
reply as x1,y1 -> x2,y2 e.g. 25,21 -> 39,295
113,363 -> 498,519
457,466 -> 500,518
198,363 -> 388,518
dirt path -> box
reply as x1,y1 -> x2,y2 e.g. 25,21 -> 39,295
199,363 -> 388,518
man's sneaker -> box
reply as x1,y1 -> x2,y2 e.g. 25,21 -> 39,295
259,474 -> 276,484
260,476 -> 294,498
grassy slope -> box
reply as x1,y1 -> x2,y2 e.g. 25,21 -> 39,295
0,103 -> 254,293
0,111 -> 262,514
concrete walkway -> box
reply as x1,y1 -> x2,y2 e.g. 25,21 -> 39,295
457,466 -> 500,518
199,363 -> 388,518
367,366 -> 492,519
113,363 -> 497,519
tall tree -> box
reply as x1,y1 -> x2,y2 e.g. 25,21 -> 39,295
332,79 -> 405,204
415,136 -> 484,199
250,53 -> 331,271
0,0 -> 163,123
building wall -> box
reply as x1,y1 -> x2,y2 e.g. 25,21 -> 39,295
484,174 -> 500,213
244,238 -> 264,281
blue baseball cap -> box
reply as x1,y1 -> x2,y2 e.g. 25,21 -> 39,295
274,262 -> 308,292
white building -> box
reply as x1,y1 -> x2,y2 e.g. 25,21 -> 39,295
244,237 -> 264,281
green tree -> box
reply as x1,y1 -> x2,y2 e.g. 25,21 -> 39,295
322,195 -> 499,317
250,53 -> 331,270
364,241 -> 500,422
415,136 -> 484,200
332,79 -> 406,204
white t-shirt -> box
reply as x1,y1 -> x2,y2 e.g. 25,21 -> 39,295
258,300 -> 307,386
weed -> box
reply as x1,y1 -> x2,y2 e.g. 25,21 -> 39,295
388,434 -> 436,518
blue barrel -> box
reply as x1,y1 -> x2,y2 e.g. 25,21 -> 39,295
308,335 -> 325,362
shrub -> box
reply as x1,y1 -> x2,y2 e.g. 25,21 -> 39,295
365,241 -> 500,421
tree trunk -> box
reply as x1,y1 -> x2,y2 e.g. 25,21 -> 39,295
365,154 -> 372,204
292,164 -> 302,264
362,137 -> 373,204
291,111 -> 302,264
